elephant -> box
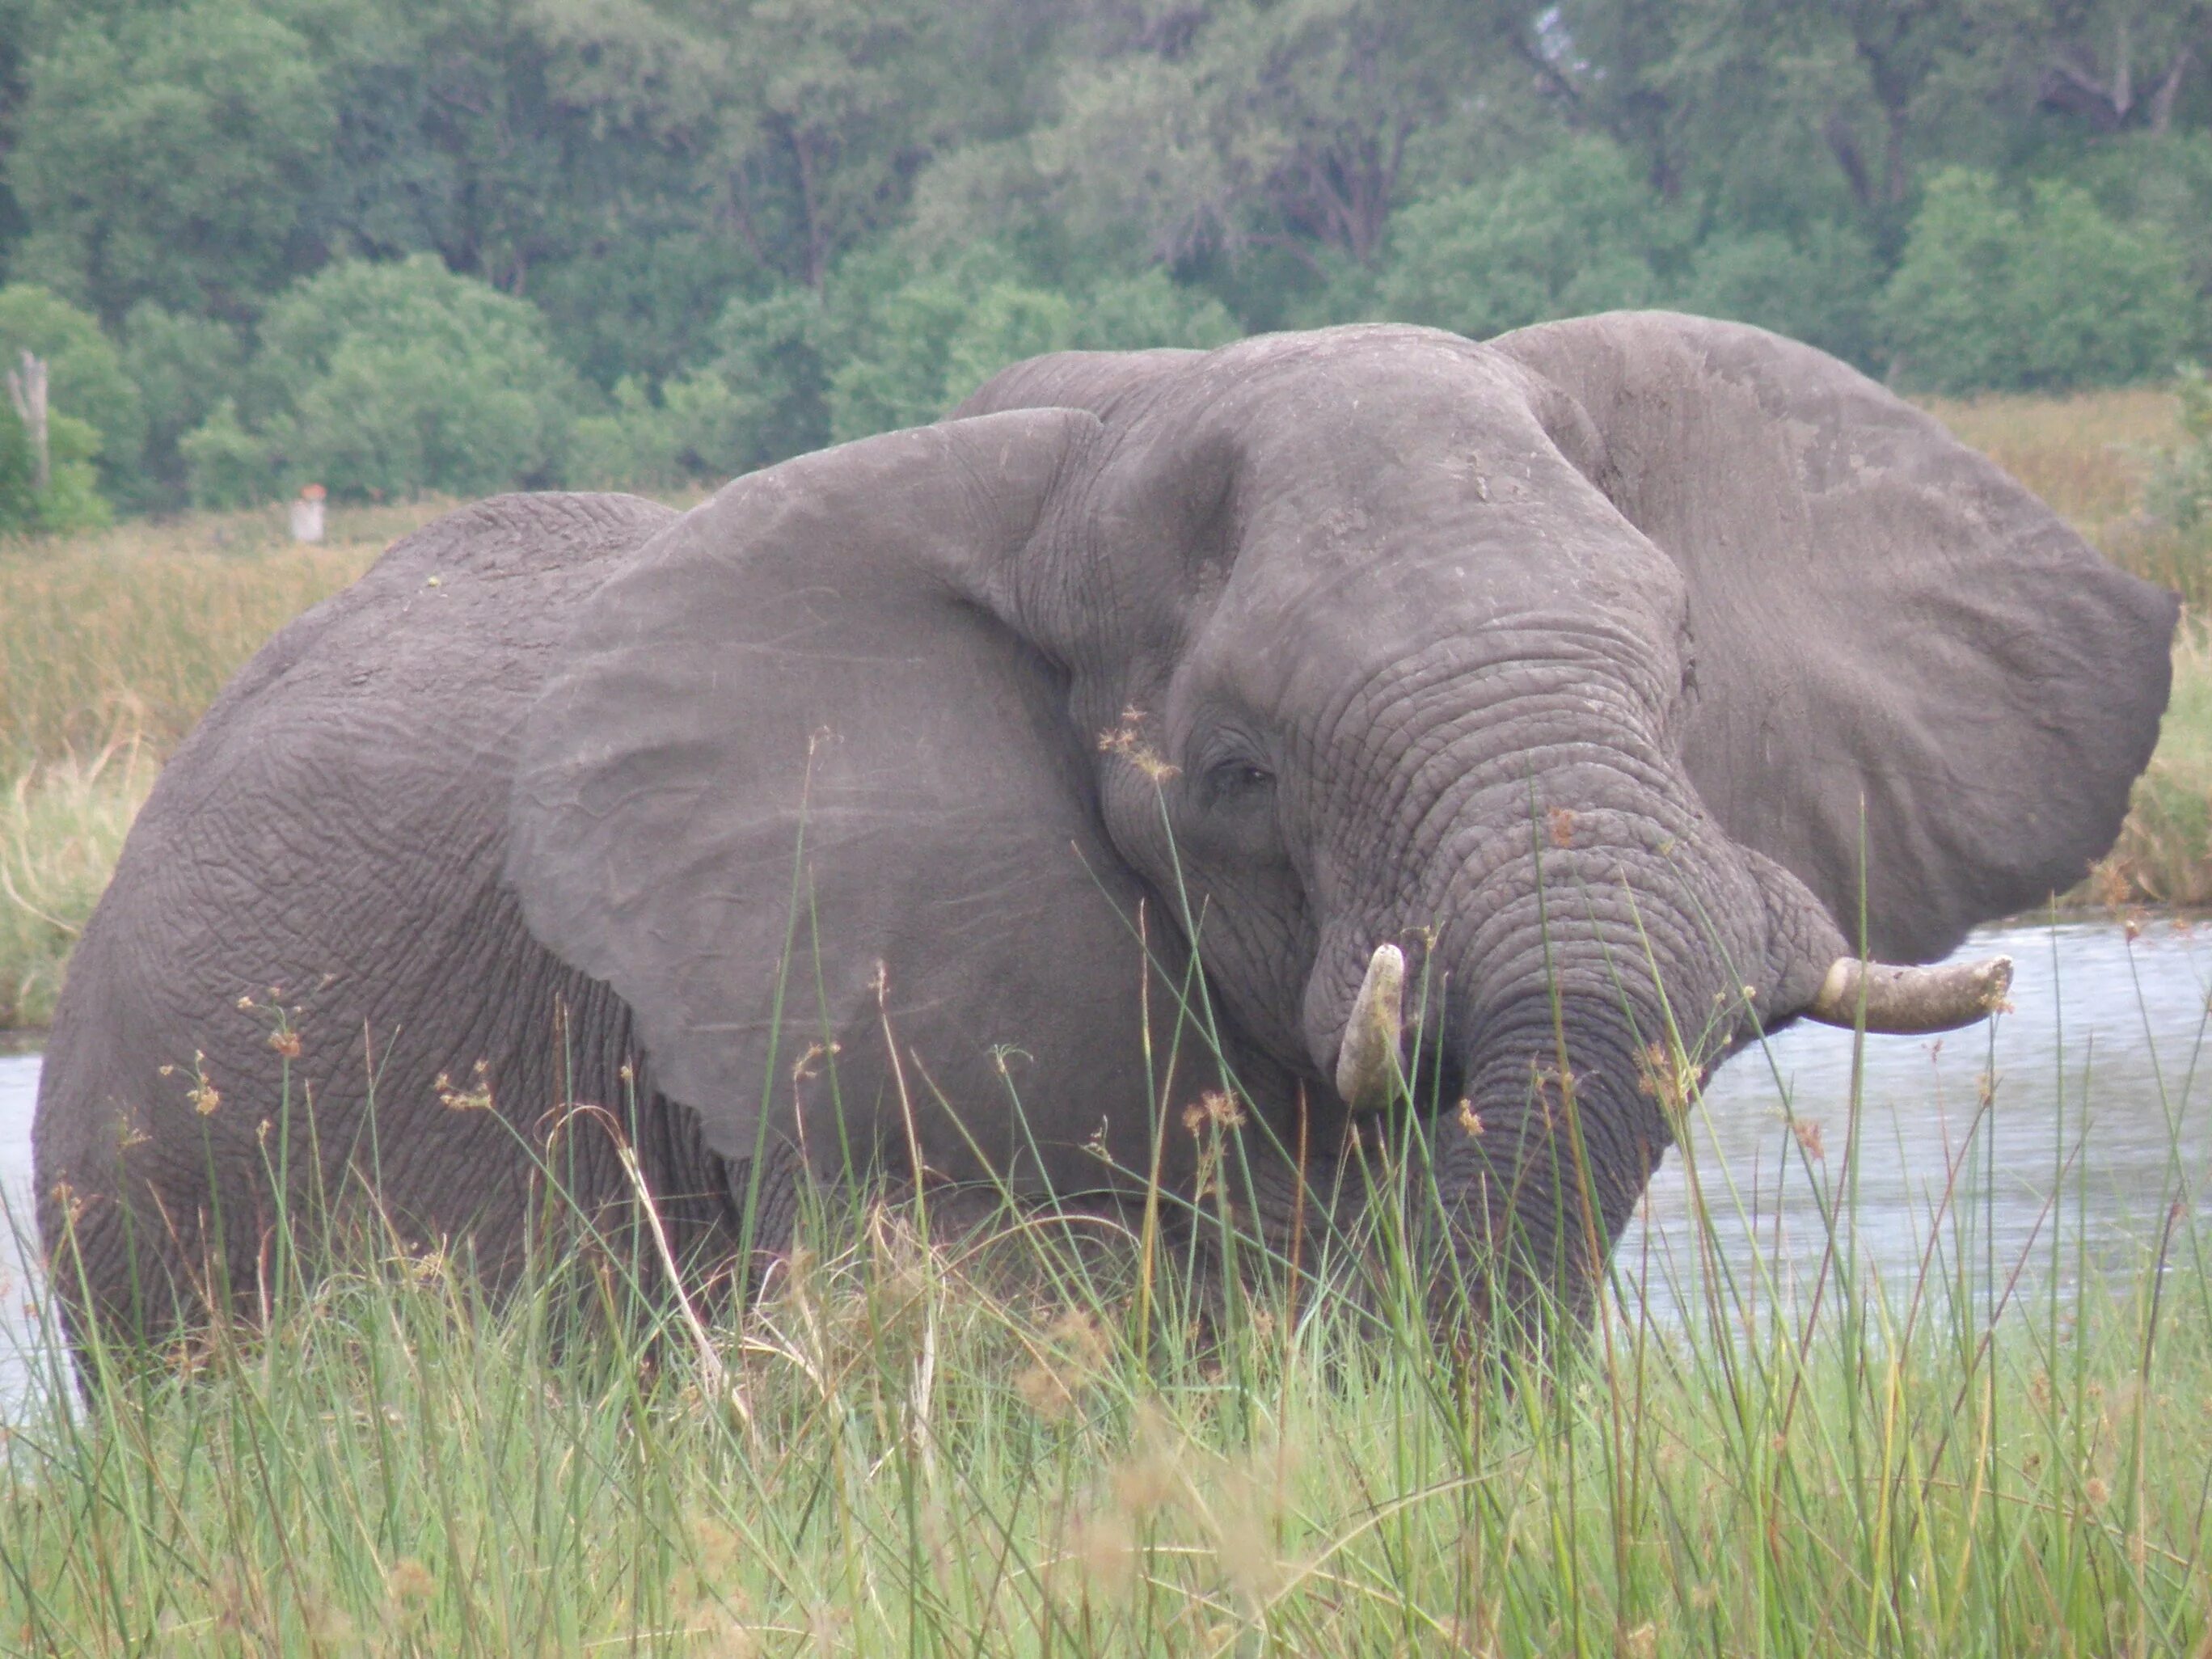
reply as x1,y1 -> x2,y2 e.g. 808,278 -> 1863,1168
34,312 -> 2176,1347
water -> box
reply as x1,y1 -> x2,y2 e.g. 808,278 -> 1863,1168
1614,918 -> 2212,1325
2,919 -> 2210,1412
2,1051 -> 48,1415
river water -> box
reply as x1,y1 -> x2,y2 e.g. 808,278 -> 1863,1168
5,918 -> 2210,1412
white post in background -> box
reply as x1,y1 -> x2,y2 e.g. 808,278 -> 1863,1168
6,351 -> 49,492
291,482 -> 326,543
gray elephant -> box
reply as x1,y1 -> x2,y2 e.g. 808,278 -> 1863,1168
35,313 -> 2176,1343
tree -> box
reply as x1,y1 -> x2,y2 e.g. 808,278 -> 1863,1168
1040,0 -> 1490,271
184,255 -> 580,504
0,282 -> 142,497
1374,137 -> 1688,339
6,0 -> 331,322
1675,222 -> 1884,364
2007,0 -> 2212,134
1881,167 -> 2193,390
121,302 -> 243,507
716,0 -> 957,289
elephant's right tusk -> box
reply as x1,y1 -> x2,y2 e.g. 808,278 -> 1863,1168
1805,954 -> 2014,1034
1336,943 -> 1406,1112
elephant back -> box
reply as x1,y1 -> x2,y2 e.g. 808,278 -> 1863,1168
34,492 -> 691,1333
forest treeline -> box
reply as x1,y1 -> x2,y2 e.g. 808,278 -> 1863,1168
2,0 -> 2211,525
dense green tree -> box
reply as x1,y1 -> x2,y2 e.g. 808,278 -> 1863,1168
1881,167 -> 2193,390
1374,138 -> 1690,339
1675,222 -> 1885,364
716,0 -> 961,289
707,286 -> 839,467
2,0 -> 2210,515
1071,268 -> 1242,350
0,284 -> 142,496
565,369 -> 745,489
184,255 -> 579,503
120,304 -> 245,508
1039,0 -> 1492,269
1995,0 -> 2212,136
6,0 -> 331,322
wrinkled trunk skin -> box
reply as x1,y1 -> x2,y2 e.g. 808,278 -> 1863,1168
1427,1003 -> 1679,1341
1300,674 -> 1820,1345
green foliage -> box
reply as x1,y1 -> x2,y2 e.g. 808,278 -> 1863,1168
6,0 -> 2212,514
1070,269 -> 1243,352
185,256 -> 580,504
120,303 -> 243,508
1882,170 -> 2194,394
565,372 -> 745,492
0,403 -> 109,534
719,0 -> 964,289
707,288 -> 839,470
2149,361 -> 2212,534
1674,222 -> 1883,367
2068,132 -> 2212,356
30,412 -> 112,532
530,232 -> 757,395
1374,138 -> 1688,340
0,284 -> 142,494
5,0 -> 331,322
0,399 -> 34,534
940,284 -> 1078,411
176,399 -> 273,513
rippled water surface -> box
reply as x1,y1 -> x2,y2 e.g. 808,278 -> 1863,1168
1615,918 -> 2212,1323
4,918 -> 2210,1412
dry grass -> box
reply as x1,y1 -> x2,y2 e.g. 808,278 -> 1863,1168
0,741 -> 157,1028
0,503 -> 438,767
2096,623 -> 2212,907
1919,386 -> 2180,542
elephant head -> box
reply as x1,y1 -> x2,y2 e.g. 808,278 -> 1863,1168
505,314 -> 2173,1332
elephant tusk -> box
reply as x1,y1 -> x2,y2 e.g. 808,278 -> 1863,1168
1805,954 -> 2014,1034
1336,943 -> 1407,1112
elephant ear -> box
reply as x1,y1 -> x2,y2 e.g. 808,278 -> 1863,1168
506,408 -> 1163,1188
1494,310 -> 2177,962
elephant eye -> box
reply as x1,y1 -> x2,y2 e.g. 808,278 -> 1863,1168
1206,758 -> 1275,801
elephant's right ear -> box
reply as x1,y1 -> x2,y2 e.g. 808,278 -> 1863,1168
505,408 -> 1161,1184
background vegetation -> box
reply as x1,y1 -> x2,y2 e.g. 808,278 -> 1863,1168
6,0 -> 2212,520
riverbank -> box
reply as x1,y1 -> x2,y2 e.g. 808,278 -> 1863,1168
2,392 -> 2207,1028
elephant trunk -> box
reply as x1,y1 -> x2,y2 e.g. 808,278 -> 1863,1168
1332,867 -> 2011,1341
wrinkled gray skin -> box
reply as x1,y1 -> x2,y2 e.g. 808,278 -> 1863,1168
36,315 -> 2176,1344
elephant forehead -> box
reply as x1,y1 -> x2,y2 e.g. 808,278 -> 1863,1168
1179,482 -> 1689,723
1154,333 -> 1688,621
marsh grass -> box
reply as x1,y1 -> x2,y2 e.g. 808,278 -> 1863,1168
1922,386 -> 2180,547
2099,624 -> 2212,908
0,741 -> 157,1029
3,963 -> 2209,1657
0,530 -> 386,770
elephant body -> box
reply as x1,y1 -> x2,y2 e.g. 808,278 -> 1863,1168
36,315 -> 2177,1340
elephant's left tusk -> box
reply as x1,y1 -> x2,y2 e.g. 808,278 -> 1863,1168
1805,954 -> 2014,1034
1336,943 -> 1406,1112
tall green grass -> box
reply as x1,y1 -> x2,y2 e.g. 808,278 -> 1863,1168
0,741 -> 155,1028
4,982 -> 2207,1657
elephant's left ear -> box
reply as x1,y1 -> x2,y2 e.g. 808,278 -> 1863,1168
1494,310 -> 2178,962
504,407 -> 1170,1183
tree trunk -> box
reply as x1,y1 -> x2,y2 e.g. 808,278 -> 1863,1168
6,351 -> 48,493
